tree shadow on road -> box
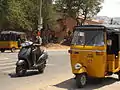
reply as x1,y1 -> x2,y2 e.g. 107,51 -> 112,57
54,77 -> 118,90
8,70 -> 41,78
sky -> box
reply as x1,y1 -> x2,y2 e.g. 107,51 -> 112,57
98,0 -> 120,17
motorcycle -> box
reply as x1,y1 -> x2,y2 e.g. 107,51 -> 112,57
16,41 -> 48,76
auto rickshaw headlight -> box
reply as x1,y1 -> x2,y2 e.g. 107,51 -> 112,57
74,63 -> 82,70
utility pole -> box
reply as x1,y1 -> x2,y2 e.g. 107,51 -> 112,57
37,0 -> 43,44
38,0 -> 43,31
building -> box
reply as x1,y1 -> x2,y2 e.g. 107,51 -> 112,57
55,17 -> 104,42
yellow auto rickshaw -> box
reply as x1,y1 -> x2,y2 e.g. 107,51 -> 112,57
68,24 -> 120,88
0,31 -> 26,52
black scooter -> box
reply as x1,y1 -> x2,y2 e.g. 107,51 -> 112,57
16,41 -> 48,76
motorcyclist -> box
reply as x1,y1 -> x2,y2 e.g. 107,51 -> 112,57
36,36 -> 42,45
33,36 -> 44,66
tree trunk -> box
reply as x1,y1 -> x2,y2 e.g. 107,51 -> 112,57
42,23 -> 50,45
80,7 -> 88,26
76,18 -> 81,26
80,15 -> 87,26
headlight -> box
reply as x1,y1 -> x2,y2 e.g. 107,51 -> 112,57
74,63 -> 82,70
21,43 -> 26,47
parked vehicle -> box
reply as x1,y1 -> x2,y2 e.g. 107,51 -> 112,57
0,31 -> 26,52
16,41 -> 48,76
68,24 -> 120,88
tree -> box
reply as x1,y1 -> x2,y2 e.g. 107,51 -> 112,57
7,0 -> 40,30
42,0 -> 57,30
54,0 -> 103,25
0,0 -> 40,31
0,0 -> 8,29
41,0 -> 58,44
0,0 -> 57,37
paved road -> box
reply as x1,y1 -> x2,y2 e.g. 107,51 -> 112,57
0,50 -> 73,90
0,50 -> 120,90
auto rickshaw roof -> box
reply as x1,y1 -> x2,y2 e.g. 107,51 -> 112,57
74,24 -> 120,33
0,31 -> 25,35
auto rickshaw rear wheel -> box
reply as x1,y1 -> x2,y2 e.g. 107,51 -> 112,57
11,47 -> 16,52
76,73 -> 87,88
1,49 -> 5,53
118,72 -> 120,80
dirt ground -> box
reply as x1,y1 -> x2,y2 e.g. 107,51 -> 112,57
43,43 -> 70,51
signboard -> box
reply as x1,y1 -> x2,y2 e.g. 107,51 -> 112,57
79,32 -> 84,36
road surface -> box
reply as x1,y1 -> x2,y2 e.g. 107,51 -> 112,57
0,50 -> 120,90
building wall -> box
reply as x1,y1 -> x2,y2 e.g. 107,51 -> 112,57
65,17 -> 77,31
55,17 -> 104,43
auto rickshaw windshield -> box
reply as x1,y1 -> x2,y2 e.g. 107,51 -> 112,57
0,34 -> 18,41
71,30 -> 105,46
0,34 -> 10,41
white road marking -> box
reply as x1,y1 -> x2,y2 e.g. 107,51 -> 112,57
0,60 -> 16,63
0,66 -> 15,74
0,64 -> 55,74
0,62 -> 15,67
0,54 -> 55,74
0,65 -> 15,71
0,56 -> 16,73
2,69 -> 15,74
46,64 -> 55,66
0,58 -> 9,60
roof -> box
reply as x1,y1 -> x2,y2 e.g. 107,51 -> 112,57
0,31 -> 25,34
74,24 -> 120,33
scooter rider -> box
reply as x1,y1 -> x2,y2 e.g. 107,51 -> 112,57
33,36 -> 43,66
16,36 -> 48,76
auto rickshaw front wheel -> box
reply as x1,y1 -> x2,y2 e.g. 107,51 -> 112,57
76,73 -> 87,88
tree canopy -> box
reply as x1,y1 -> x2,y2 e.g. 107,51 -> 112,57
54,0 -> 103,25
0,0 -> 39,30
42,0 -> 57,30
0,0 -> 103,31
0,0 -> 56,31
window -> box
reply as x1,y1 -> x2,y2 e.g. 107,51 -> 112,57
71,30 -> 104,46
